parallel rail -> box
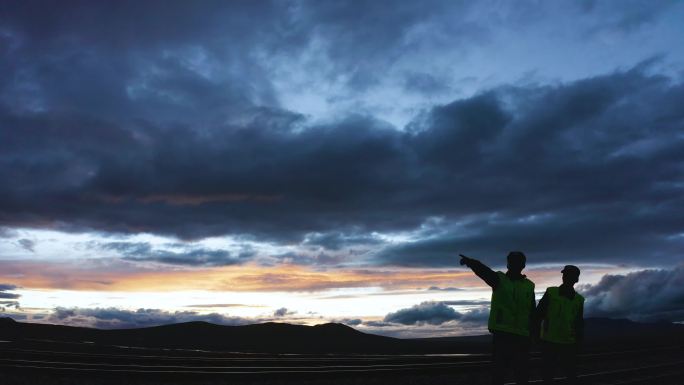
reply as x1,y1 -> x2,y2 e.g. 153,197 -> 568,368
505,361 -> 684,385
1,343 -> 682,384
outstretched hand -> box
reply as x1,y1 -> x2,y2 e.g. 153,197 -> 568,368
458,254 -> 497,288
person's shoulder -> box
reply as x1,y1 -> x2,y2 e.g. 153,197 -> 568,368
523,276 -> 535,287
575,292 -> 585,302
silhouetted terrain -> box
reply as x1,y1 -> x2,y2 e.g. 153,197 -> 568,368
1,316 -> 683,353
1,317 -> 684,384
1,318 -> 405,353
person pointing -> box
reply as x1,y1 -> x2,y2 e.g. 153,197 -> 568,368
460,252 -> 536,385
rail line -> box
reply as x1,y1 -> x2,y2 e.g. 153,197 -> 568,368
1,343 -> 682,385
1,344 -> 680,362
0,350 -> 682,375
0,357 -> 485,371
1,359 -> 683,380
504,360 -> 684,385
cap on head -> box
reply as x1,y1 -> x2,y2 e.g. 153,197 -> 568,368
561,265 -> 580,278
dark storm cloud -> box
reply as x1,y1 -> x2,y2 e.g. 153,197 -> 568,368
336,318 -> 363,326
0,284 -> 19,292
427,286 -> 465,292
375,67 -> 684,267
440,300 -> 490,306
363,321 -> 394,328
403,72 -> 454,95
384,301 -> 461,325
0,284 -> 20,310
289,1 -> 476,90
124,249 -> 242,267
47,307 -> 258,329
579,0 -> 677,34
273,307 -> 293,317
458,307 -> 489,324
0,0 -> 462,118
0,1 -> 285,120
380,301 -> 490,327
184,304 -> 262,308
95,241 -> 248,267
0,0 -> 677,115
274,251 -> 347,267
580,265 -> 684,322
302,232 -> 383,250
0,292 -> 20,300
100,242 -> 153,256
17,239 -> 35,252
292,1 -> 676,91
1,1 -> 683,268
1,67 -> 683,266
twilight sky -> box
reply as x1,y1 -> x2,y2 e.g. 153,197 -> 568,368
1,0 -> 683,337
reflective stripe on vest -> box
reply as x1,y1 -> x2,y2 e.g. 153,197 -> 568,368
488,271 -> 535,337
541,286 -> 584,344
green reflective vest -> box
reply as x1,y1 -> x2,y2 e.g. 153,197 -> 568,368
541,286 -> 584,344
488,272 -> 535,336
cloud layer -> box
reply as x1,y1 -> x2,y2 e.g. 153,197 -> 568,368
4,264 -> 681,335
1,1 -> 683,271
1,67 -> 682,267
382,301 -> 489,328
581,264 -> 684,322
384,301 -> 461,325
44,307 -> 259,329
0,283 -> 20,310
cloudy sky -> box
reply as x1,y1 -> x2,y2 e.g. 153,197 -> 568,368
1,0 -> 683,337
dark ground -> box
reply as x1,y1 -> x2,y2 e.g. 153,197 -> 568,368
1,317 -> 683,384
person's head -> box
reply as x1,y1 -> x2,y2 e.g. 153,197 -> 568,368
506,251 -> 526,274
561,265 -> 580,285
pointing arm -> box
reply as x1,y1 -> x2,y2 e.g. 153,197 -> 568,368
459,254 -> 499,288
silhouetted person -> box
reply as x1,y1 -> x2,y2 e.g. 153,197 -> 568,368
460,252 -> 536,385
536,265 -> 584,384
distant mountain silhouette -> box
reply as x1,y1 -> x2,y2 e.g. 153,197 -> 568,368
412,317 -> 684,352
580,317 -> 684,349
0,318 -> 404,353
1,317 -> 682,353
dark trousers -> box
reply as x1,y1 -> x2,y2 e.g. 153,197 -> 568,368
491,332 -> 530,385
541,341 -> 578,384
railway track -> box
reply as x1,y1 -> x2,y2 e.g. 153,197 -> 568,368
504,360 -> 684,385
1,343 -> 682,384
